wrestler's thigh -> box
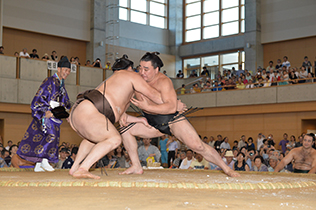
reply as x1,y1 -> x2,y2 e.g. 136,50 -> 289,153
123,123 -> 163,139
71,100 -> 120,143
170,117 -> 204,149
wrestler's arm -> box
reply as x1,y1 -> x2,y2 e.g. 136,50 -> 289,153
132,78 -> 177,115
274,149 -> 295,172
308,153 -> 316,174
132,74 -> 163,105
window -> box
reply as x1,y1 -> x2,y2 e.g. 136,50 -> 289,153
185,0 -> 245,42
119,0 -> 167,29
183,51 -> 245,79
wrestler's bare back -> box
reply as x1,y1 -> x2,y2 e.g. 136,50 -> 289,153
69,69 -> 163,136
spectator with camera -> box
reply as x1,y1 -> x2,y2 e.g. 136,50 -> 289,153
92,58 -> 103,68
245,147 -> 257,171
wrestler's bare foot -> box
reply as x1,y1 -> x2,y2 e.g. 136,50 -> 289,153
119,166 -> 143,175
73,168 -> 100,179
225,168 -> 240,177
69,165 -> 79,176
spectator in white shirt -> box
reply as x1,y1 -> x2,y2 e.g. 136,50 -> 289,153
179,149 -> 195,169
19,48 -> 30,58
166,136 -> 178,168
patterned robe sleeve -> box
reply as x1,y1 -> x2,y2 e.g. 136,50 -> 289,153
30,77 -> 56,121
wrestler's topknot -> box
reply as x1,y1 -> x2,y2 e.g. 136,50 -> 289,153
140,52 -> 164,71
112,54 -> 134,71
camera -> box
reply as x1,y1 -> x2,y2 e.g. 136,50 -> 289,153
249,153 -> 254,156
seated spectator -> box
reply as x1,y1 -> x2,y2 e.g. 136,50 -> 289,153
176,70 -> 184,78
286,135 -> 296,150
252,156 -> 268,172
266,61 -> 275,73
70,57 -> 76,63
51,51 -> 58,61
179,149 -> 194,169
115,145 -> 126,168
246,147 -> 257,170
201,67 -> 210,77
208,136 -> 215,148
171,151 -> 186,168
62,147 -> 78,169
189,153 -> 209,169
180,84 -> 186,94
30,49 -> 39,59
302,56 -> 312,69
271,70 -> 280,86
189,70 -> 198,78
85,60 -> 92,66
233,149 -> 239,161
97,149 -> 120,168
275,59 -> 282,70
233,152 -> 250,171
244,72 -> 251,81
220,137 -> 231,150
282,56 -> 291,70
263,76 -> 271,87
92,58 -> 103,68
105,61 -> 112,70
138,138 -> 161,167
5,140 -> 13,150
240,146 -> 247,155
279,70 -> 289,85
19,48 -> 30,58
212,81 -> 222,91
0,149 -> 9,168
124,152 -> 132,168
245,80 -> 254,89
221,150 -> 235,170
267,156 -> 279,172
235,77 -> 245,89
9,144 -> 18,159
192,83 -> 201,93
225,78 -> 236,90
232,140 -> 238,150
241,75 -> 248,84
289,70 -> 298,84
202,81 -> 212,92
0,46 -> 4,54
226,69 -> 233,78
246,138 -> 255,149
298,66 -> 308,83
14,52 -> 19,57
74,57 -> 80,65
55,148 -> 69,169
306,72 -> 313,83
42,53 -> 50,60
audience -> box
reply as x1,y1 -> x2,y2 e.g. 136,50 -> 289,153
29,49 -> 39,59
0,46 -> 4,54
189,153 -> 209,169
179,149 -> 194,169
138,138 -> 161,167
233,152 -> 250,171
19,48 -> 30,58
55,148 -> 69,169
252,156 -> 268,172
62,147 -> 78,169
51,51 -> 58,61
